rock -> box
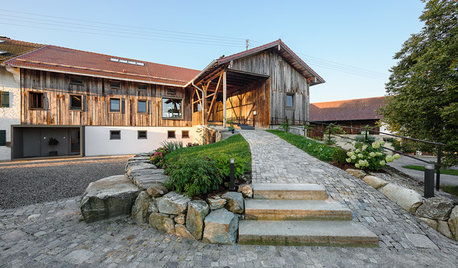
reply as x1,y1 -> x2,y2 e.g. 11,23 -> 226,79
126,162 -> 156,177
175,224 -> 195,240
148,201 -> 158,214
415,197 -> 454,221
362,176 -> 388,189
80,175 -> 140,223
135,152 -> 153,157
437,221 -> 453,239
379,183 -> 423,214
129,169 -> 168,190
174,214 -> 186,225
206,196 -> 227,210
149,212 -> 175,234
127,156 -> 151,163
419,217 -> 438,230
156,192 -> 190,215
222,192 -> 244,214
345,168 -> 367,179
238,184 -> 253,198
131,191 -> 154,225
186,200 -> 209,240
202,209 -> 239,244
146,184 -> 168,197
448,206 -> 458,240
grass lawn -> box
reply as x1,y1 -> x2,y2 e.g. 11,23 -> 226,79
402,165 -> 458,176
266,130 -> 344,163
165,134 -> 251,172
441,185 -> 458,197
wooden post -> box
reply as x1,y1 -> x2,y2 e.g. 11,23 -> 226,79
223,71 -> 227,128
202,84 -> 206,125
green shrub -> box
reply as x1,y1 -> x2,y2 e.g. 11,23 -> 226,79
324,123 -> 345,145
346,141 -> 400,171
331,147 -> 348,165
280,118 -> 290,132
214,154 -> 248,180
355,135 -> 376,143
151,147 -> 168,168
164,156 -> 223,197
162,140 -> 183,152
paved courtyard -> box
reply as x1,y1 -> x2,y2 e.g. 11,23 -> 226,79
0,131 -> 457,267
0,155 -> 131,209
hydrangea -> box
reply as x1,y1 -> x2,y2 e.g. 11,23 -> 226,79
380,160 -> 386,166
355,163 -> 360,168
372,141 -> 380,149
347,151 -> 353,157
346,158 -> 352,163
355,149 -> 360,153
362,145 -> 368,150
394,153 -> 401,159
358,153 -> 364,158
376,152 -> 383,156
351,155 -> 356,160
386,155 -> 394,162
369,152 -> 376,157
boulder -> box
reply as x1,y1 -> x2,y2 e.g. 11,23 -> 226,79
148,201 -> 158,214
175,224 -> 195,240
362,176 -> 388,189
448,206 -> 458,240
130,169 -> 168,190
345,168 -> 367,179
222,192 -> 244,214
174,214 -> 186,225
379,183 -> 423,213
127,156 -> 151,163
202,209 -> 239,244
156,192 -> 191,215
186,200 -> 209,240
126,162 -> 156,177
146,184 -> 168,197
415,197 -> 454,221
238,184 -> 253,198
437,221 -> 453,239
149,212 -> 175,234
80,175 -> 140,223
206,195 -> 227,210
131,191 -> 154,225
135,152 -> 153,157
419,217 -> 438,230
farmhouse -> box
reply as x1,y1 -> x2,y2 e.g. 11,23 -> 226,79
0,37 -> 324,160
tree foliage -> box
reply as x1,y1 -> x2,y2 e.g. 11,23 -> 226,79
380,0 -> 458,165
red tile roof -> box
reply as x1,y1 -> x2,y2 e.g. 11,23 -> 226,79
4,44 -> 200,86
310,97 -> 386,122
0,37 -> 44,63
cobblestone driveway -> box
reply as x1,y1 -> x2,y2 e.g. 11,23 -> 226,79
0,131 -> 457,267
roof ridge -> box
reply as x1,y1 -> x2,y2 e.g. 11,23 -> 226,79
45,45 -> 199,72
312,96 -> 386,104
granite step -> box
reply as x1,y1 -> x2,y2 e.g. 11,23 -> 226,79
252,183 -> 327,200
245,199 -> 352,221
238,220 -> 379,247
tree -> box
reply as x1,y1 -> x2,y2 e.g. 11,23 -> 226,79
380,0 -> 458,166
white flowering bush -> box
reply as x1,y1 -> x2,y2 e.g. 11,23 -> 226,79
346,141 -> 400,170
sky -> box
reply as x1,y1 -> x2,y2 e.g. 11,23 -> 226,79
0,0 -> 425,102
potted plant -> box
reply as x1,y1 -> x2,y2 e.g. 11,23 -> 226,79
48,137 -> 59,156
228,121 -> 235,134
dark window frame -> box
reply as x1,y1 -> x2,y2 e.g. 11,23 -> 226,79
70,77 -> 83,86
29,91 -> 44,110
110,130 -> 121,140
138,84 -> 147,91
137,100 -> 147,113
0,91 -> 10,108
138,130 -> 147,139
182,130 -> 190,139
167,130 -> 176,139
162,97 -> 183,119
70,94 -> 83,110
110,81 -> 121,89
0,130 -> 6,146
286,93 -> 294,108
110,98 -> 121,113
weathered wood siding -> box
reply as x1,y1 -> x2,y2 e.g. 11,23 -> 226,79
21,69 -> 192,126
212,79 -> 270,128
230,50 -> 309,125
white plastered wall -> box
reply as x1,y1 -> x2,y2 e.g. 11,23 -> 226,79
0,66 -> 21,161
84,126 -> 196,156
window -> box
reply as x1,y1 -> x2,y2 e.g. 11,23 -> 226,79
138,130 -> 147,139
162,98 -> 183,119
166,88 -> 177,96
0,91 -> 9,107
29,92 -> 44,109
70,77 -> 83,86
286,94 -> 294,108
110,98 -> 120,112
110,81 -> 121,89
138,84 -> 147,91
182,130 -> 189,139
0,130 -> 5,146
138,100 -> 147,113
167,130 -> 176,139
70,95 -> 83,110
110,130 -> 121,140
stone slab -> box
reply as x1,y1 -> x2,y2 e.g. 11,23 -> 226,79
238,220 -> 378,247
130,169 -> 168,190
245,199 -> 352,220
252,183 -> 327,200
405,233 -> 439,249
379,183 -> 423,213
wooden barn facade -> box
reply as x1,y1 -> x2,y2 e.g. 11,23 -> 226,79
1,38 -> 324,160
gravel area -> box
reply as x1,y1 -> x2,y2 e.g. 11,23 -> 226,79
0,156 -> 131,209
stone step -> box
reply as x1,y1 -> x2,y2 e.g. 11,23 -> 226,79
245,199 -> 352,221
238,220 -> 378,247
252,183 -> 327,200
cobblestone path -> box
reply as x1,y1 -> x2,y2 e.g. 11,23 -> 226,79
0,131 -> 457,267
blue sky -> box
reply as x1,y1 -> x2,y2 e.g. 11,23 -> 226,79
1,0 -> 425,102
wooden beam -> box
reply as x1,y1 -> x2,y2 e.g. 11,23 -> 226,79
206,71 -> 223,121
223,71 -> 227,128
